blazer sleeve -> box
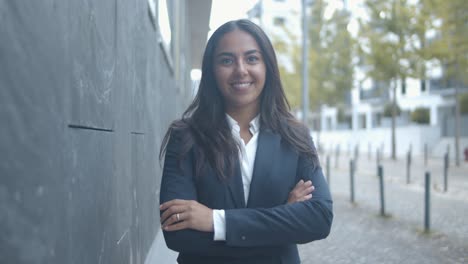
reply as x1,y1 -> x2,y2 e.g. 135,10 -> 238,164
160,132 -> 282,257
224,155 -> 333,247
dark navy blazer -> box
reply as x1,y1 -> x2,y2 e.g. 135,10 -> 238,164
160,129 -> 333,264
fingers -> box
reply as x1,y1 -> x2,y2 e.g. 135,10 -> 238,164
302,180 -> 313,188
294,179 -> 304,188
288,180 -> 315,204
305,185 -> 315,195
294,180 -> 314,195
160,204 -> 186,224
298,194 -> 313,202
159,199 -> 214,232
164,218 -> 189,231
162,211 -> 187,229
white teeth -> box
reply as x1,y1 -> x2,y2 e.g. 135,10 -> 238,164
232,82 -> 251,88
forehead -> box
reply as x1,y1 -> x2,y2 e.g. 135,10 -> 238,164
214,29 -> 261,54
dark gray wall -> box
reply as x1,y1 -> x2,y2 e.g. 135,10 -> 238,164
0,1 -> 192,263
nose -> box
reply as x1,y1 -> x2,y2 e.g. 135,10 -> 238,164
234,60 -> 248,76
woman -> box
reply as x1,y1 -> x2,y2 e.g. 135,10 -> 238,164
159,19 -> 333,264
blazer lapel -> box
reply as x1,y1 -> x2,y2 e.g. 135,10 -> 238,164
227,159 -> 246,208
246,129 -> 280,207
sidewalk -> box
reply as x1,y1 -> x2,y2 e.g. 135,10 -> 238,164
299,195 -> 467,264
298,152 -> 468,264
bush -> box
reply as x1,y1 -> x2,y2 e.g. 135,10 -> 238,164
411,107 -> 430,124
337,107 -> 346,122
460,93 -> 468,114
383,102 -> 401,117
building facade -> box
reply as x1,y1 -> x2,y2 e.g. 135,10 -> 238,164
248,0 -> 467,159
0,0 -> 211,263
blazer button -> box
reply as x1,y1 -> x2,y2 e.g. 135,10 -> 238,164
241,236 -> 246,240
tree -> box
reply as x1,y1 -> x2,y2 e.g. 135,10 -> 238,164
359,0 -> 414,160
411,107 -> 430,124
273,0 -> 354,112
428,0 -> 467,166
460,93 -> 468,114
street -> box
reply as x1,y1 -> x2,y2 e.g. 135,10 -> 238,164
299,152 -> 468,264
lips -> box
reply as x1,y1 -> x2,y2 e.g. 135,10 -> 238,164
230,81 -> 253,91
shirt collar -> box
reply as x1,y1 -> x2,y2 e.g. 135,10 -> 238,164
226,114 -> 260,135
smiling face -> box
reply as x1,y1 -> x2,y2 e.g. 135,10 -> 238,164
213,29 -> 266,115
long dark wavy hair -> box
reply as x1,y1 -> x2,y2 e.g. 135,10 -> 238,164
160,19 -> 319,181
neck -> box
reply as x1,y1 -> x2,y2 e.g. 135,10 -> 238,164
226,104 -> 259,131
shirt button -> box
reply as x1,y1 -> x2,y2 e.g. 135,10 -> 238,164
241,236 -> 246,240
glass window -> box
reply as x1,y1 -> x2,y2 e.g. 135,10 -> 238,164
158,0 -> 173,70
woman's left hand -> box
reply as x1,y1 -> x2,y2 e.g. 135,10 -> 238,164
160,199 -> 214,232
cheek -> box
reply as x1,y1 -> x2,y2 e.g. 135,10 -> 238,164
256,65 -> 266,81
256,68 -> 266,87
213,69 -> 223,86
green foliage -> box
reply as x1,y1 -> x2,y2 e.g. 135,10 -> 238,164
279,67 -> 301,109
411,107 -> 430,124
383,102 -> 401,117
272,0 -> 355,110
460,93 -> 468,114
272,0 -> 468,110
337,107 -> 346,122
359,0 -> 414,83
428,0 -> 468,85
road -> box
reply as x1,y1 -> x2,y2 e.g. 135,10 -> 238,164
299,152 -> 468,264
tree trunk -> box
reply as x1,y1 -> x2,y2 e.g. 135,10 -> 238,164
301,0 -> 309,126
391,80 -> 397,160
455,76 -> 460,166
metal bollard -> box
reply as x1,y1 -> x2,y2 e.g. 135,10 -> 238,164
424,171 -> 431,232
350,159 -> 355,203
326,155 -> 330,185
444,153 -> 449,192
378,165 -> 385,216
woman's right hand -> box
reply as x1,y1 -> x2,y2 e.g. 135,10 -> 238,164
287,180 -> 314,204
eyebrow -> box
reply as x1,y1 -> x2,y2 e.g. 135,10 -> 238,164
215,49 -> 261,58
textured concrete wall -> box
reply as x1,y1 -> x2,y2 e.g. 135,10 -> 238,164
0,1 -> 194,263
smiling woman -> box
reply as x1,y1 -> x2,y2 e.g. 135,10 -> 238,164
159,19 -> 333,264
214,29 -> 266,120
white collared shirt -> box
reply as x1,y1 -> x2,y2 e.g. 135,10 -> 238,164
212,114 -> 260,241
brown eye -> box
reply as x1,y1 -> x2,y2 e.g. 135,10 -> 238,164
220,58 -> 233,65
247,56 -> 260,63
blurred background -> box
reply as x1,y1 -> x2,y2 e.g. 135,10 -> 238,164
0,0 -> 467,263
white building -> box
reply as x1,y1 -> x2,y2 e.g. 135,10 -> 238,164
248,0 -> 304,72
248,0 -> 468,159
